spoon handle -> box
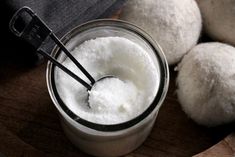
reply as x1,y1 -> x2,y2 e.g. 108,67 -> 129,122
9,6 -> 95,89
37,49 -> 92,90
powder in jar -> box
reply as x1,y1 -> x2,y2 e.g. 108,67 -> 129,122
88,77 -> 139,113
55,37 -> 159,124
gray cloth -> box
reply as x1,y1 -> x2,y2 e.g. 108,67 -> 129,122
1,0 -> 125,65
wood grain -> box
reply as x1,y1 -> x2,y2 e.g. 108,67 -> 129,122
0,123 -> 53,157
194,133 -> 235,157
0,62 -> 234,157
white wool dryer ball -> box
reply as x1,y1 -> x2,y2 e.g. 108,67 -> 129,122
120,0 -> 202,65
176,42 -> 235,127
197,0 -> 235,46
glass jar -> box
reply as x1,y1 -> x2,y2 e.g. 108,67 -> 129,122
46,19 -> 169,157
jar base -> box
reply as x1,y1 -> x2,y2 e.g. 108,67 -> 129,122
60,116 -> 156,157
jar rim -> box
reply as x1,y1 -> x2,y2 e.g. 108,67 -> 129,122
46,19 -> 169,132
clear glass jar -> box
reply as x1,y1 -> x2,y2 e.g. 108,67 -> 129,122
46,19 -> 169,157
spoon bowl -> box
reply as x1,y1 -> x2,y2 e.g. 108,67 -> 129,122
87,75 -> 116,108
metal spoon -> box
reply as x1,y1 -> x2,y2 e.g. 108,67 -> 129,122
9,7 -> 115,93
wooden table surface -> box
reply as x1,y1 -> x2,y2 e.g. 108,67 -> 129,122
0,61 -> 234,157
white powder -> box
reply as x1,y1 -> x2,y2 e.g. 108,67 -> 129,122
55,37 -> 159,124
88,78 -> 139,114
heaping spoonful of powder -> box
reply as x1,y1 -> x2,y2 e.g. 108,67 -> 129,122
55,36 -> 159,124
88,77 -> 139,113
